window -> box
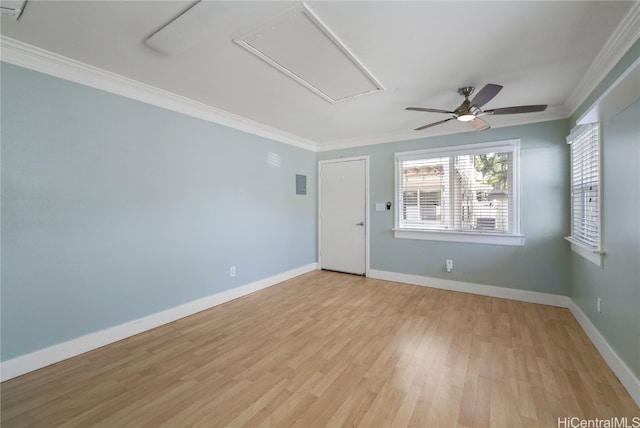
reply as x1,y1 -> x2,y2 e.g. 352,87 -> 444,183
402,189 -> 442,222
565,123 -> 603,267
394,140 -> 523,246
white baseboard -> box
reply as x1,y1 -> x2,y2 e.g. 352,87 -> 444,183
4,266 -> 638,408
0,263 -> 318,382
368,269 -> 572,307
368,269 -> 640,407
568,300 -> 640,406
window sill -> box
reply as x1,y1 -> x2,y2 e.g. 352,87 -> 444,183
393,229 -> 525,246
565,236 -> 604,268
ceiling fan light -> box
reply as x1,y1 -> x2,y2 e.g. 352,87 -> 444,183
457,113 -> 475,122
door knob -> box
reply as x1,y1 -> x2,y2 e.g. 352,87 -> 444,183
356,221 -> 365,226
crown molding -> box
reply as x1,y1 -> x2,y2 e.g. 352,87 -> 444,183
3,0 -> 636,155
0,36 -> 318,152
316,106 -> 569,152
564,1 -> 640,115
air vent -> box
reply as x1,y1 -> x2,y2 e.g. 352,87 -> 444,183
234,4 -> 383,103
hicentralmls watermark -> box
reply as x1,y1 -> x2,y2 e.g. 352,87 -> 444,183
558,417 -> 640,428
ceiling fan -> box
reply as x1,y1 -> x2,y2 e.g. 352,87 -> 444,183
406,84 -> 547,131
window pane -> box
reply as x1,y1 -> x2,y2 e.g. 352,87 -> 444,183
419,190 -> 441,221
403,190 -> 417,220
396,142 -> 517,236
399,157 -> 448,229
454,152 -> 512,232
569,124 -> 600,248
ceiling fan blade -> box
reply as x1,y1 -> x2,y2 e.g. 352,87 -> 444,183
484,105 -> 548,115
470,84 -> 503,107
414,117 -> 455,131
469,118 -> 490,131
406,107 -> 455,114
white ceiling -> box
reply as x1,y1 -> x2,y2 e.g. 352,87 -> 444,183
1,1 -> 638,151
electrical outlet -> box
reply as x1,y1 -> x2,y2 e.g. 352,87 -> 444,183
446,259 -> 453,273
230,266 -> 236,277
597,297 -> 601,313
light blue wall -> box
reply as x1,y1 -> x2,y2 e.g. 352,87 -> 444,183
0,63 -> 317,361
319,119 -> 571,295
570,99 -> 640,380
3,37 -> 637,382
568,39 -> 640,380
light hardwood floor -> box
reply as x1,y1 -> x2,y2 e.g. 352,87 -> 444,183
2,270 -> 638,427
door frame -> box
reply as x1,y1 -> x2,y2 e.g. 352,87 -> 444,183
318,156 -> 370,276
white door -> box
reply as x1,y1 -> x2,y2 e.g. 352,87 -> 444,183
319,158 -> 367,275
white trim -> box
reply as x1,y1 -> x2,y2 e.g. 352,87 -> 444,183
3,18 -> 635,153
365,158 -> 371,276
2,0 -> 638,154
568,300 -> 640,407
3,265 -> 638,407
233,3 -> 383,104
0,263 -> 318,382
564,237 -> 604,268
0,34 -> 573,154
0,32 -> 570,153
0,36 -> 317,152
369,268 -> 640,407
395,140 -> 520,161
394,139 -> 522,243
368,269 -> 570,307
393,229 -> 525,246
576,56 -> 640,125
565,1 -> 640,115
316,110 -> 570,153
318,156 -> 370,276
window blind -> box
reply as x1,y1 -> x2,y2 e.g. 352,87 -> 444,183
568,124 -> 600,248
398,157 -> 448,230
396,145 -> 515,234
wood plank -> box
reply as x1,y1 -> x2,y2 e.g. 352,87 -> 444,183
2,270 -> 638,426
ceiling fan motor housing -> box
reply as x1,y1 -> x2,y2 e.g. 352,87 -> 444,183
458,86 -> 475,98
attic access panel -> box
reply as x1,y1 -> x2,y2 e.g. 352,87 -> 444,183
1,0 -> 27,19
234,4 -> 383,103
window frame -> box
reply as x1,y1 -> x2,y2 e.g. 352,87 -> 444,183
564,123 -> 604,267
393,139 -> 524,246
